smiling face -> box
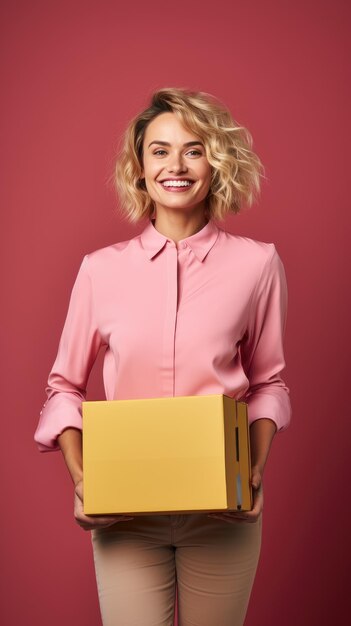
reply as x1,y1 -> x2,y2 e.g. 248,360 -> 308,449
140,112 -> 212,217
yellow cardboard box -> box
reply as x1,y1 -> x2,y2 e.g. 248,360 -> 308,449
82,394 -> 252,515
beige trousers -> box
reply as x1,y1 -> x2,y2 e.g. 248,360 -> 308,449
91,512 -> 262,626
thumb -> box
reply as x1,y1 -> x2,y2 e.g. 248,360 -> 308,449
251,468 -> 262,490
75,480 -> 84,501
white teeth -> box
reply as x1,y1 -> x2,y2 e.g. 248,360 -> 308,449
161,180 -> 193,187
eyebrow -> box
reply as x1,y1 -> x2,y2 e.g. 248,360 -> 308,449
148,140 -> 204,149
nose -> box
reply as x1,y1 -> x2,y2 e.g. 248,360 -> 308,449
167,151 -> 187,174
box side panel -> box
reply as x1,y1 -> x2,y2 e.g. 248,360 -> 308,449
222,395 -> 238,510
237,402 -> 253,510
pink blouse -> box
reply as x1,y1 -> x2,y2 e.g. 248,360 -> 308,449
34,218 -> 292,453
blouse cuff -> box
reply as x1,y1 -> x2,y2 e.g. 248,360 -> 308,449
34,393 -> 83,452
246,388 -> 292,433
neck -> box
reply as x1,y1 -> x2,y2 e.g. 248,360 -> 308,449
152,209 -> 209,244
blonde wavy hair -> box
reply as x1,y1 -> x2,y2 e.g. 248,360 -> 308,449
112,87 -> 265,223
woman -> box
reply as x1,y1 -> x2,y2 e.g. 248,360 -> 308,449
34,87 -> 292,626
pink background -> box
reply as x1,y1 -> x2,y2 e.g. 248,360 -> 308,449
1,0 -> 349,624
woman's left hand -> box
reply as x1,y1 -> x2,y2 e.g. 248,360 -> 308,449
207,465 -> 263,524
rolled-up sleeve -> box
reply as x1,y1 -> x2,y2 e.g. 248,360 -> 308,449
34,255 -> 103,452
241,245 -> 292,433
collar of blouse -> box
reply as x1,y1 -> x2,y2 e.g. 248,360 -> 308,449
140,218 -> 220,262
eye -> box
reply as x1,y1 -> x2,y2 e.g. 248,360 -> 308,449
152,148 -> 203,158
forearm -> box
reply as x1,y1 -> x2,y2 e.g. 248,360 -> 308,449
249,418 -> 277,476
57,427 -> 83,486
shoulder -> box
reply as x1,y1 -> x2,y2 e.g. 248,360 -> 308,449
217,228 -> 287,292
219,227 -> 278,265
80,231 -> 142,273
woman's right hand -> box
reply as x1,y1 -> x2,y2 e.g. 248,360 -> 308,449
74,479 -> 134,531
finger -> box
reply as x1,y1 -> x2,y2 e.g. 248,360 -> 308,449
251,472 -> 262,491
77,513 -> 129,525
243,497 -> 263,521
252,488 -> 264,510
208,509 -> 248,518
209,515 -> 252,524
76,515 -> 134,530
210,501 -> 262,521
74,500 -> 131,525
208,512 -> 250,521
75,495 -> 126,523
74,481 -> 84,495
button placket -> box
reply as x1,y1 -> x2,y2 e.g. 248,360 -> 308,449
161,243 -> 178,396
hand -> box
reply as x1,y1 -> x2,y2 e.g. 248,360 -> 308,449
207,465 -> 263,524
74,479 -> 134,531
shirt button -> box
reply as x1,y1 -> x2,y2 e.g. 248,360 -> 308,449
181,242 -> 187,249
